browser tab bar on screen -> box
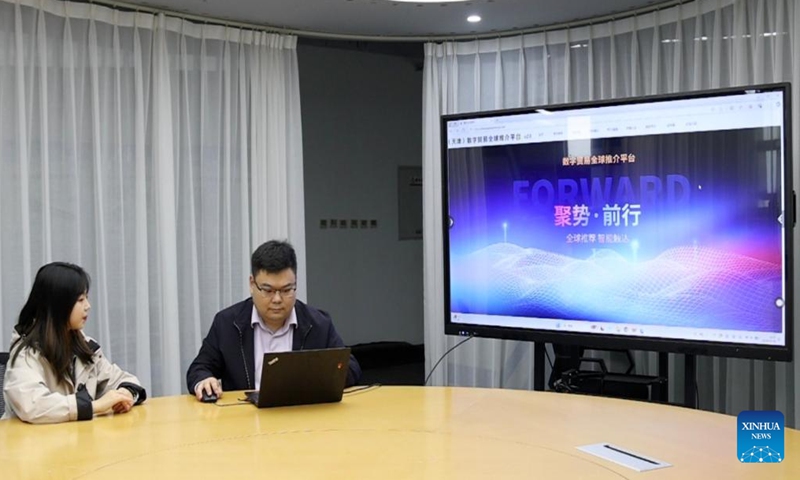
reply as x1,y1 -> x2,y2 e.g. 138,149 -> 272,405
446,91 -> 783,149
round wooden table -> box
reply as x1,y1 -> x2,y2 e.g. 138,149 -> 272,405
0,386 -> 797,479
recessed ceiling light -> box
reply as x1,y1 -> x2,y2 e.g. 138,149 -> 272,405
467,15 -> 482,23
390,0 -> 470,3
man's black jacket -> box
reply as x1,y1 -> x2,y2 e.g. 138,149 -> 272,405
186,298 -> 361,392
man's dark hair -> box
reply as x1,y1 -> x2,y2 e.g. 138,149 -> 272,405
251,240 -> 297,276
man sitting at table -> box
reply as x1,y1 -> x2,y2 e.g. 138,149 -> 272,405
186,240 -> 361,401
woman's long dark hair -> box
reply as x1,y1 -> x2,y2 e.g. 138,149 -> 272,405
10,262 -> 95,384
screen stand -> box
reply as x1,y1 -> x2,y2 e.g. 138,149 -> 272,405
684,354 -> 697,409
533,342 -> 545,391
657,352 -> 669,402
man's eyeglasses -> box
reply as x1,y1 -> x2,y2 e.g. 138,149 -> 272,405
253,283 -> 297,299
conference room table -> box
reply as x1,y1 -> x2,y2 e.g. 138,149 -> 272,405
0,386 -> 798,479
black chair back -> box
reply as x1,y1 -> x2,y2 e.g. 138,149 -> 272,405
0,352 -> 9,417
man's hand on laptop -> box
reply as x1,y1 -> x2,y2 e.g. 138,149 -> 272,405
194,377 -> 223,401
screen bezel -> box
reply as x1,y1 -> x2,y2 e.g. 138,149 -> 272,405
440,83 -> 794,362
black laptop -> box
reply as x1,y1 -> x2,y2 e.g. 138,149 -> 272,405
245,347 -> 351,408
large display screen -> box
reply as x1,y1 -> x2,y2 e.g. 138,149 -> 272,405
442,84 -> 793,361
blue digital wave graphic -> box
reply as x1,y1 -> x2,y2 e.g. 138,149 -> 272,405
450,243 -> 782,331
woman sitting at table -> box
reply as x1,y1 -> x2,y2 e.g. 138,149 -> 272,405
1,262 -> 146,424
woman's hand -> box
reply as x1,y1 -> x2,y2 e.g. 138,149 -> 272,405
112,388 -> 135,414
91,389 -> 134,416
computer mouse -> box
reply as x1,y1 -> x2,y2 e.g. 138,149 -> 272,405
201,391 -> 218,403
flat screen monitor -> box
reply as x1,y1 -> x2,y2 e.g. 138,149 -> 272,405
441,83 -> 793,361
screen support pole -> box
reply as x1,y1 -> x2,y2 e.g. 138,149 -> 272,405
534,342 -> 546,391
684,354 -> 697,409
658,352 -> 669,402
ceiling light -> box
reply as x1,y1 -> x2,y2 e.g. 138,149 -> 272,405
390,1 -> 470,3
467,15 -> 482,23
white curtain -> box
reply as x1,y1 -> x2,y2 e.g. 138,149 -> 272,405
423,0 -> 800,426
0,0 -> 306,396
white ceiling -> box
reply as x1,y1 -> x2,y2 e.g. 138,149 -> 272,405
127,0 -> 676,39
